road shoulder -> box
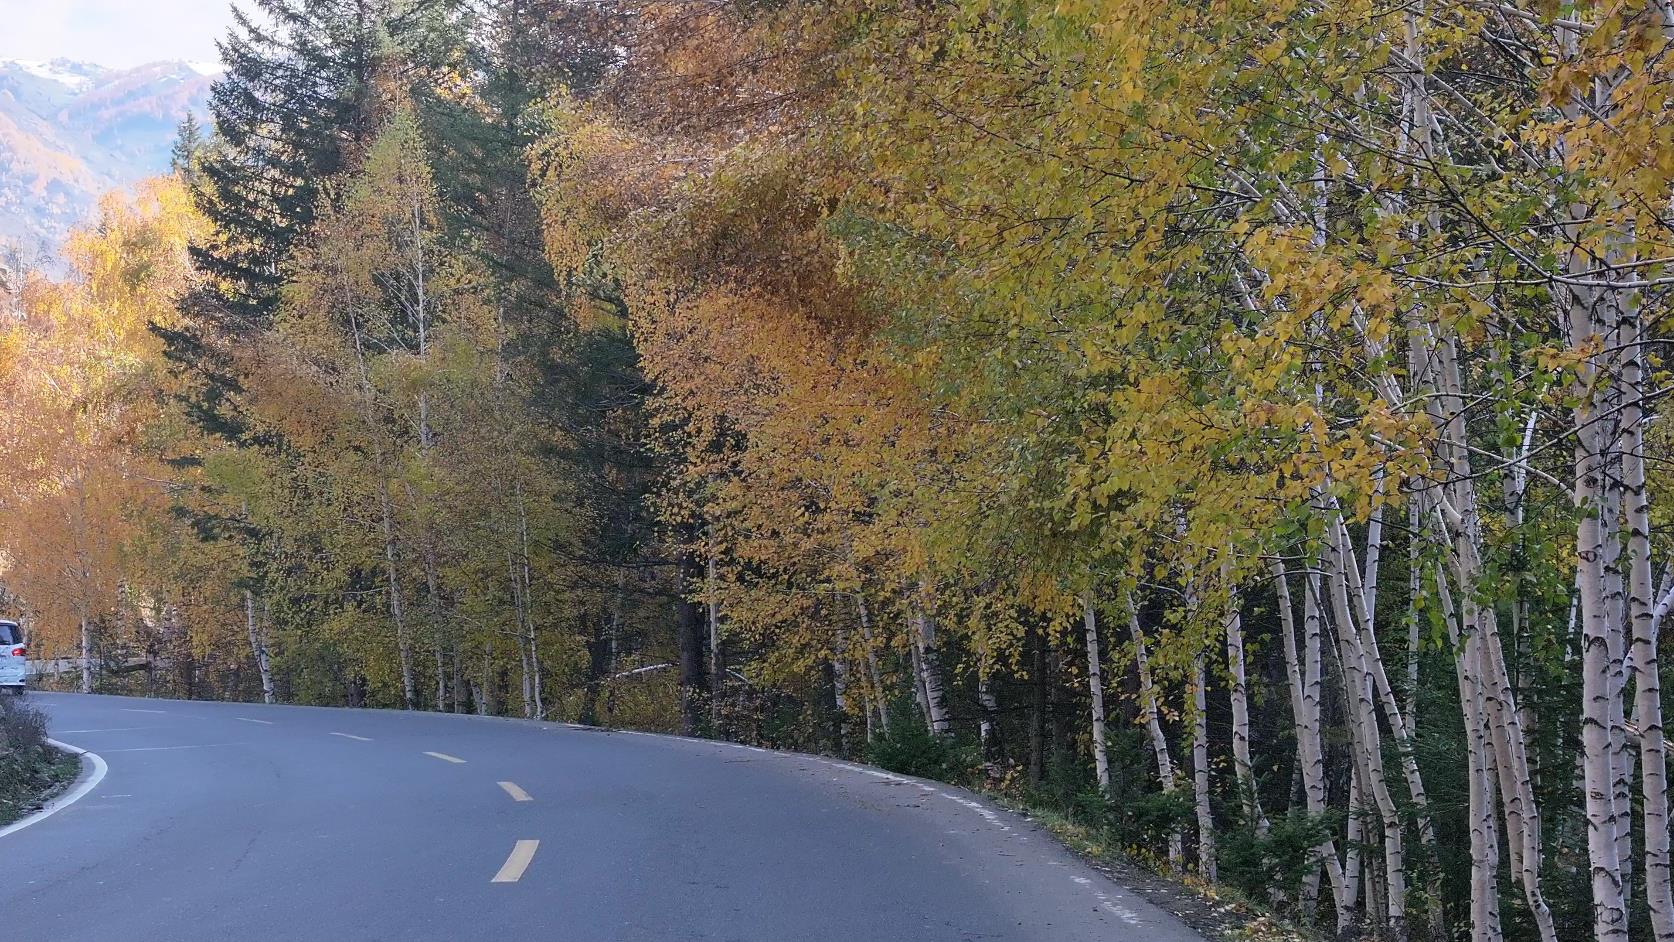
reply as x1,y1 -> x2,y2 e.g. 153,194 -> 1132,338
0,725 -> 106,837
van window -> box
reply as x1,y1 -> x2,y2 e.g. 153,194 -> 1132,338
0,623 -> 19,646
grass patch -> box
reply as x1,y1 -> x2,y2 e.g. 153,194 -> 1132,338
983,784 -> 1316,942
0,697 -> 80,826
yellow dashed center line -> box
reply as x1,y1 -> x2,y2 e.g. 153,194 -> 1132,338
424,751 -> 466,764
330,732 -> 372,742
498,781 -> 533,802
491,840 -> 540,883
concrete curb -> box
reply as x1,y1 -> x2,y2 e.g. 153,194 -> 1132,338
0,738 -> 108,840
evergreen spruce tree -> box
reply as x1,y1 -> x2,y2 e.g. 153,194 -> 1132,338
168,113 -> 206,182
186,0 -> 395,334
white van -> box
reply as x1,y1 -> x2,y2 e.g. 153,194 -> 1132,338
0,620 -> 24,694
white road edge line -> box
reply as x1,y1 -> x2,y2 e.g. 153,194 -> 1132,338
234,717 -> 275,725
491,839 -> 540,883
424,751 -> 466,764
0,740 -> 108,841
330,732 -> 372,742
498,781 -> 532,802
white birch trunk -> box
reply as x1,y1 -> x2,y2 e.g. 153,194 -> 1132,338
1323,530 -> 1406,939
1406,499 -> 1422,724
509,552 -> 533,720
1567,282 -> 1631,942
1191,649 -> 1215,882
977,671 -> 999,761
1344,766 -> 1364,919
912,593 -> 951,735
78,613 -> 93,694
1555,15 -> 1631,936
909,622 -> 932,730
517,488 -> 542,720
1435,564 -> 1505,942
1221,560 -> 1262,830
380,485 -> 416,711
855,595 -> 889,733
1128,594 -> 1184,868
244,587 -> 275,705
1082,589 -> 1110,795
1623,294 -> 1674,939
1331,515 -> 1438,856
1271,560 -> 1348,925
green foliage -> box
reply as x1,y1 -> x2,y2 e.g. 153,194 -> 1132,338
866,714 -> 980,784
1217,812 -> 1336,904
0,698 -> 79,826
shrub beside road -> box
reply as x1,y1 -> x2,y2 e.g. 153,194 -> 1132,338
0,697 -> 79,826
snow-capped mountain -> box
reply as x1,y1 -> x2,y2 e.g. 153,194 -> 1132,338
0,58 -> 216,261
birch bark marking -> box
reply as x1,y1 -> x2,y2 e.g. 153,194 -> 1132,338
380,484 -> 416,710
1191,648 -> 1215,882
854,595 -> 889,733
78,613 -> 93,694
244,587 -> 275,705
516,486 -> 542,720
1324,530 -> 1406,938
1332,515 -> 1438,852
241,502 -> 274,705
912,590 -> 951,735
1220,559 -> 1262,829
1128,594 -> 1183,868
1270,560 -> 1348,924
1435,564 -> 1505,942
1082,589 -> 1110,795
1568,255 -> 1630,942
977,671 -> 1000,763
908,619 -> 932,730
1622,291 -> 1674,938
1554,10 -> 1630,935
1406,499 -> 1421,724
509,552 -> 533,719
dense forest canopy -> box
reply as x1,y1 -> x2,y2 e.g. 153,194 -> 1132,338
2,1 -> 1673,940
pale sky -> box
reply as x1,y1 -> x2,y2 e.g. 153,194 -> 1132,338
0,0 -> 239,69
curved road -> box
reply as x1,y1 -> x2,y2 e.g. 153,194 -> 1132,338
4,693 -> 1206,942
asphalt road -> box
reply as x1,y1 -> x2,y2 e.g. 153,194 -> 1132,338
3,692 -> 1207,942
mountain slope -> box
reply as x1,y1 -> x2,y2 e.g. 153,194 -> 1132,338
0,59 -> 213,259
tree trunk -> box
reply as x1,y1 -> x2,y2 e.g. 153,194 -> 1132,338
675,550 -> 706,736
244,587 -> 275,705
1271,560 -> 1347,924
1435,565 -> 1506,942
379,485 -> 416,710
706,529 -> 724,729
1129,594 -> 1183,869
977,670 -> 1000,765
912,591 -> 952,735
1191,649 -> 1215,882
517,488 -> 542,721
1624,311 -> 1674,938
1082,589 -> 1110,795
1029,624 -> 1048,786
1221,560 -> 1262,830
855,595 -> 889,734
1324,529 -> 1406,939
509,553 -> 533,719
1406,499 -> 1422,724
78,613 -> 93,694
